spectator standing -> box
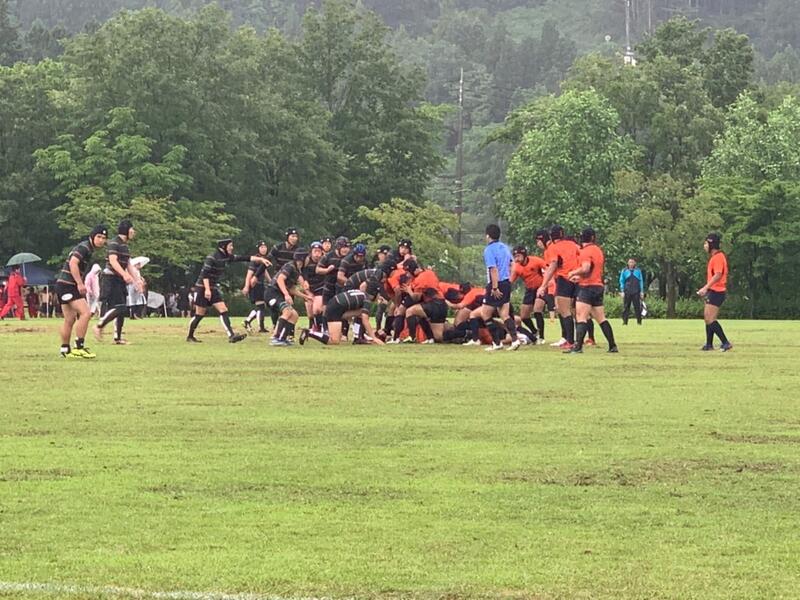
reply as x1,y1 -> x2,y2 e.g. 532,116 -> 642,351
85,264 -> 102,317
177,286 -> 191,318
619,258 -> 645,325
26,287 -> 40,318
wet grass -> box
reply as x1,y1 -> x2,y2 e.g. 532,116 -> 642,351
0,318 -> 798,599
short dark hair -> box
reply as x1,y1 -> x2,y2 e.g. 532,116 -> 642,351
485,224 -> 501,240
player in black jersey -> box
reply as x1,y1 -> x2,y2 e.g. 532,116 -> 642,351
390,239 -> 415,269
242,241 -> 272,334
268,227 -> 300,269
372,245 -> 392,268
187,239 -> 271,343
316,236 -> 351,304
299,283 -> 385,346
265,248 -> 313,346
56,224 -> 108,358
337,243 -> 368,287
93,220 -> 141,345
302,241 -> 327,331
266,228 -> 300,327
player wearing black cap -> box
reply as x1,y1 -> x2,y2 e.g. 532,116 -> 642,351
56,224 -> 108,358
317,236 -> 351,306
698,232 -> 732,351
93,219 -> 140,344
265,248 -> 313,346
187,239 -> 271,343
242,240 -> 272,334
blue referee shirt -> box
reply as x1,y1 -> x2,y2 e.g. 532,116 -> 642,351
483,240 -> 513,282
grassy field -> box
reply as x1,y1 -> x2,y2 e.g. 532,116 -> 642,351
0,318 -> 798,599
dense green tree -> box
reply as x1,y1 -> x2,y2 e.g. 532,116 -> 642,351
298,0 -> 444,222
0,0 -> 21,65
356,197 -> 461,279
34,106 -> 237,271
499,90 -> 635,245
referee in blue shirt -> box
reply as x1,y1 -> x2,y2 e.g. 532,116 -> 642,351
465,224 -> 521,351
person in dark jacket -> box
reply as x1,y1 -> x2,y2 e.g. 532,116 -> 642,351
619,258 -> 645,325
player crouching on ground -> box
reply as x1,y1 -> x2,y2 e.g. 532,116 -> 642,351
400,260 -> 447,343
300,277 -> 386,346
265,248 -> 314,347
564,227 -> 618,354
187,239 -> 271,344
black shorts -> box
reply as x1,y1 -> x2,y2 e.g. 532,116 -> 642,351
576,285 -> 605,307
55,282 -> 84,305
523,287 -> 537,305
482,280 -> 512,308
706,290 -> 726,307
100,274 -> 128,307
194,286 -> 224,308
400,293 -> 417,309
421,298 -> 448,323
248,283 -> 265,304
322,284 -> 342,304
555,277 -> 577,299
264,286 -> 294,313
544,293 -> 555,311
324,300 -> 359,323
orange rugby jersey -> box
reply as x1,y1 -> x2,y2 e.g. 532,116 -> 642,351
707,252 -> 728,292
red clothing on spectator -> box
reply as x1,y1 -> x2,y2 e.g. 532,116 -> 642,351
0,271 -> 27,319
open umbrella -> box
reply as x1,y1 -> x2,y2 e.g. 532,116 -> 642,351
6,252 -> 42,279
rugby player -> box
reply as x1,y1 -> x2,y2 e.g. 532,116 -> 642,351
538,224 -> 579,349
187,239 -> 270,343
303,241 -> 328,331
511,244 -> 545,343
300,282 -> 385,346
564,228 -> 618,353
242,240 -> 271,333
264,248 -> 313,346
56,224 -> 108,358
697,232 -> 732,351
401,260 -> 446,343
93,220 -> 141,344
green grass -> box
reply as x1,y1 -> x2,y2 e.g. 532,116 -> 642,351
1,318 -> 798,599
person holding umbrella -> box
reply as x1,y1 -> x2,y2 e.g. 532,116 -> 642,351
0,266 -> 27,320
56,224 -> 109,358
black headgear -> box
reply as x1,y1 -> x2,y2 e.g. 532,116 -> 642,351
706,232 -> 722,250
512,245 -> 528,256
459,282 -> 472,294
256,240 -> 267,252
90,224 -> 108,240
580,227 -> 596,244
335,236 -> 350,250
378,244 -> 392,254
444,289 -> 463,303
118,219 -> 133,236
535,229 -> 550,244
322,237 -> 332,244
403,259 -> 419,273
550,224 -> 565,241
310,241 -> 323,251
398,239 -> 412,249
285,228 -> 298,239
293,247 -> 309,263
381,258 -> 398,275
217,238 -> 233,253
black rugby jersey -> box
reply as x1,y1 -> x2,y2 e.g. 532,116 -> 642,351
58,240 -> 96,286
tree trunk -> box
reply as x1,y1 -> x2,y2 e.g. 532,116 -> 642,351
666,261 -> 678,319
